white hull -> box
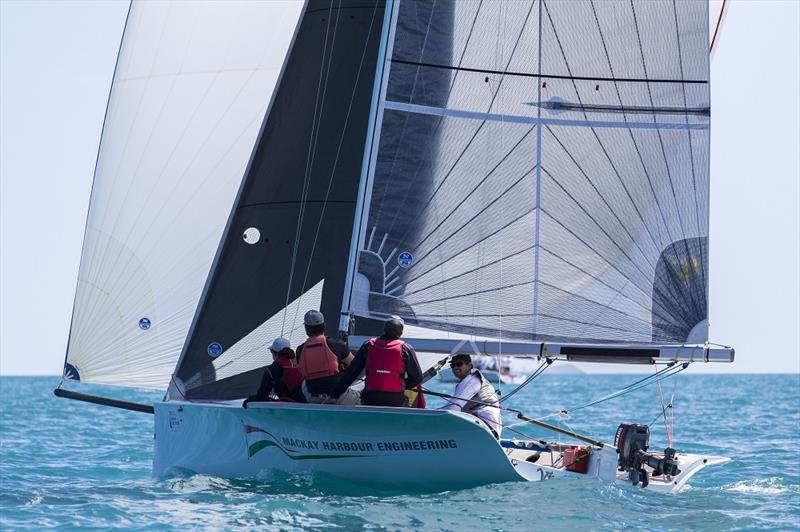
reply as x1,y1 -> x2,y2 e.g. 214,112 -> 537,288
154,401 -> 727,493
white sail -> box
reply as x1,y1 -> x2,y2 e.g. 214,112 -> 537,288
63,0 -> 305,389
344,0 -> 712,347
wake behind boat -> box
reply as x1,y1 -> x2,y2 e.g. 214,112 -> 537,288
57,0 -> 734,494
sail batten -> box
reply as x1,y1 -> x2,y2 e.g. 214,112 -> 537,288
343,0 -> 712,346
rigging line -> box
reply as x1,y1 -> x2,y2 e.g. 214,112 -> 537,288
500,357 -> 553,404
397,0 -> 538,245
655,362 -> 672,446
297,1 -> 380,299
282,0 -> 338,334
411,165 -> 536,267
389,59 -> 709,85
383,0 -> 485,238
413,125 -> 536,250
560,362 -> 689,415
710,0 -> 728,53
672,0 -> 708,311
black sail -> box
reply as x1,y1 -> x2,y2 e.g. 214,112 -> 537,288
173,0 -> 387,400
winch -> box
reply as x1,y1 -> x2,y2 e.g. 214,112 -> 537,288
614,423 -> 680,488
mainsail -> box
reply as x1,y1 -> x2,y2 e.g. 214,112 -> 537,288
343,0 -> 713,347
62,0 -> 306,388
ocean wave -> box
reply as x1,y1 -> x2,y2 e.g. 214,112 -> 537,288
725,477 -> 797,495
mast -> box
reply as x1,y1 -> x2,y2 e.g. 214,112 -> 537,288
340,0 -> 399,336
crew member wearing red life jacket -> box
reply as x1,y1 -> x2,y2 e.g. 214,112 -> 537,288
296,310 -> 359,405
244,337 -> 306,405
331,316 -> 422,407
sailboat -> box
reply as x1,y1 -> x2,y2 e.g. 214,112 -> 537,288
57,0 -> 734,493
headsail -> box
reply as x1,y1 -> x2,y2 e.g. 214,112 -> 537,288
169,0 -> 390,400
63,0 -> 305,388
343,0 -> 713,348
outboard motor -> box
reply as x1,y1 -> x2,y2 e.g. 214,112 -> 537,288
614,423 -> 680,488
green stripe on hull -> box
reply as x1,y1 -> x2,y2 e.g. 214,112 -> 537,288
248,439 -> 371,460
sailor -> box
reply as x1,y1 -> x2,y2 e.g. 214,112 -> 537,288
244,337 -> 305,405
296,310 -> 359,405
441,353 -> 502,438
330,316 -> 423,407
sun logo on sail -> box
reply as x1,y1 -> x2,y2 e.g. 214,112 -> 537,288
353,227 -> 417,322
671,256 -> 703,284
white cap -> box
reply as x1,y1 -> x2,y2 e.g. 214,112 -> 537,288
270,337 -> 291,352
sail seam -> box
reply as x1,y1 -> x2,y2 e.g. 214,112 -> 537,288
382,101 -> 708,131
586,0 -> 698,320
389,59 -> 708,84
532,0 -> 543,339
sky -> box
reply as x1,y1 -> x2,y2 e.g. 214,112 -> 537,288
1,0 -> 798,376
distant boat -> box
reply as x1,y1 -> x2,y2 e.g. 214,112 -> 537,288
56,0 -> 734,493
439,368 -> 528,385
439,355 -> 528,384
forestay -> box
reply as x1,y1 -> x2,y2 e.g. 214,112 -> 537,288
63,0 -> 305,388
344,0 -> 712,346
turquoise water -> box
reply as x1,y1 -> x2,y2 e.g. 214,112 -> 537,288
1,374 -> 798,530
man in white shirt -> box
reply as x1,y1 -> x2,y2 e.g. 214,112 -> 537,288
441,354 -> 502,438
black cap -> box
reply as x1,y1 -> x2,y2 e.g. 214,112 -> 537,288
383,315 -> 404,336
450,353 -> 472,364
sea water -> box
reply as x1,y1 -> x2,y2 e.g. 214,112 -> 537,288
1,374 -> 798,530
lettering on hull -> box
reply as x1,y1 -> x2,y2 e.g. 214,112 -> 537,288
244,425 -> 458,460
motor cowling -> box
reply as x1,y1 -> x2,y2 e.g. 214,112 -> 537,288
614,423 -> 680,488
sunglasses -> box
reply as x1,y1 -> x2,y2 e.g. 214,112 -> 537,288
449,361 -> 466,368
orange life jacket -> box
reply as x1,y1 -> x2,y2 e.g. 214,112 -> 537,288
298,335 -> 340,381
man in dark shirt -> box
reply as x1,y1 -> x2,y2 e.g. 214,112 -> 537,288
330,316 -> 422,407
244,337 -> 306,405
296,310 -> 358,404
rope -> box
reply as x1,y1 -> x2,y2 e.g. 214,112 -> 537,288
655,364 -> 673,446
556,362 -> 689,416
282,0 -> 339,335
499,357 -> 553,404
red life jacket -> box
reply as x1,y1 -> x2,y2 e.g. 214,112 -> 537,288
365,338 -> 405,393
275,356 -> 304,393
298,335 -> 340,380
